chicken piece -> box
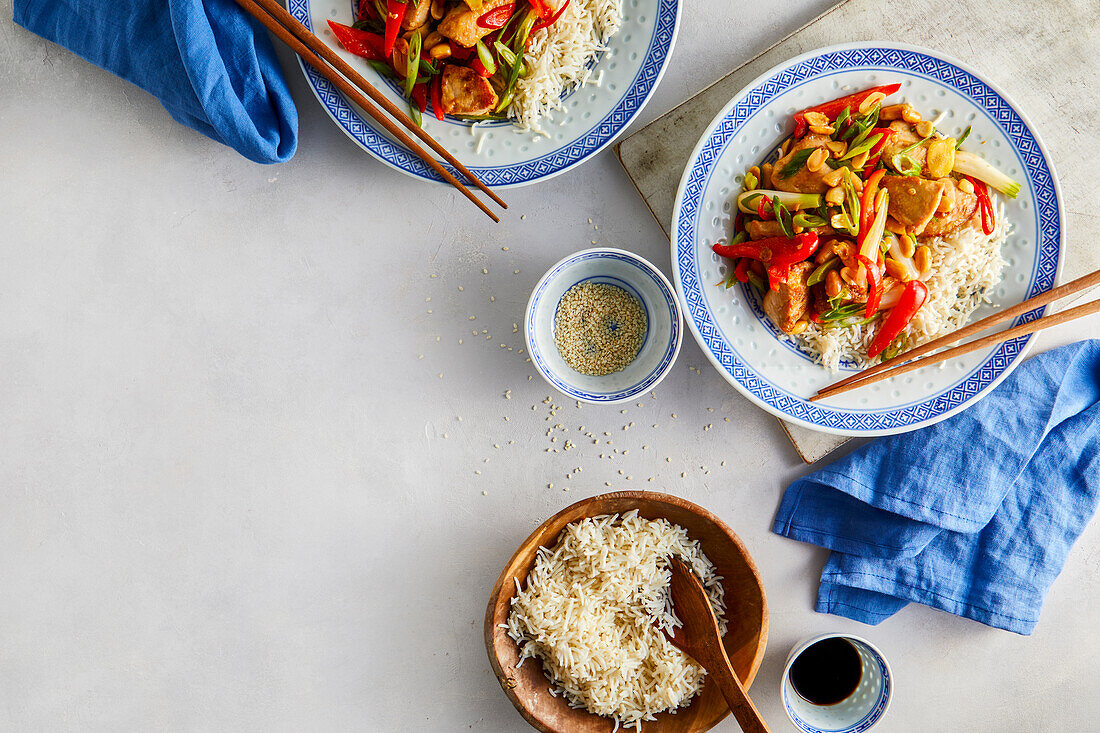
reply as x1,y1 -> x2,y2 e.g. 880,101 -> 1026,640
746,219 -> 836,240
763,260 -> 814,334
746,220 -> 785,240
880,120 -> 927,172
920,178 -> 979,238
438,0 -> 511,47
881,175 -> 947,235
402,0 -> 432,30
439,64 -> 498,116
772,134 -> 832,194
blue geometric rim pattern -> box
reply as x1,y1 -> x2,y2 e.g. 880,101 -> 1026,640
675,45 -> 1061,433
288,0 -> 680,186
784,654 -> 891,733
528,252 -> 681,402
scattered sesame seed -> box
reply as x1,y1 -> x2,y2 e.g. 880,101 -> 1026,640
427,310 -> 433,314
605,481 -> 611,486
442,433 -> 448,438
548,483 -> 553,489
430,274 -> 438,279
458,286 -> 464,291
563,487 -> 570,492
666,457 -> 671,462
681,472 -> 686,478
475,470 -> 481,474
493,444 -> 500,449
502,246 -> 509,251
721,461 -> 726,466
671,413 -> 677,418
482,268 -> 488,274
514,270 -> 520,274
469,315 -> 476,320
707,407 -> 714,412
418,354 -> 423,360
482,490 -> 487,495
724,417 -> 731,423
438,373 -> 443,378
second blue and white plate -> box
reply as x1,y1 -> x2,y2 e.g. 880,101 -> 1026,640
671,43 -> 1064,436
289,0 -> 680,187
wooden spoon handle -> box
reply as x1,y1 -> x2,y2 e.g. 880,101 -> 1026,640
709,655 -> 771,733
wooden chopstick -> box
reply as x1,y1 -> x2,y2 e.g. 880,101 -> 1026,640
235,0 -> 506,221
810,267 -> 1100,401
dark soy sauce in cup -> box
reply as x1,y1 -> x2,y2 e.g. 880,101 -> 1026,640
790,637 -> 863,705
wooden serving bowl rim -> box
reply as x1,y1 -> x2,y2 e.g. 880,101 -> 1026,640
484,490 -> 769,733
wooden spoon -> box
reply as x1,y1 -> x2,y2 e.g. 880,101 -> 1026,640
665,557 -> 771,733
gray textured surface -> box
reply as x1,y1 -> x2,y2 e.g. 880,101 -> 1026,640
2,0 -> 1099,730
617,0 -> 1100,462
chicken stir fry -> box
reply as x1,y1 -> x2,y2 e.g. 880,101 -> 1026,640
328,0 -> 570,123
714,84 -> 1020,360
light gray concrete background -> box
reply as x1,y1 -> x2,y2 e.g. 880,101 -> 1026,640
2,1 -> 1098,730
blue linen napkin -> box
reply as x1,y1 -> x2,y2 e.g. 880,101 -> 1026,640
14,0 -> 297,164
773,339 -> 1100,635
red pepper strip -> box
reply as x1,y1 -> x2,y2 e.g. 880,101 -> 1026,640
791,83 -> 902,140
867,128 -> 894,156
383,0 -> 407,57
858,169 -> 886,237
411,82 -> 428,113
533,0 -> 571,31
430,74 -> 445,121
868,280 -> 929,358
858,254 -> 883,318
527,0 -> 554,18
327,20 -> 386,60
734,258 -> 751,283
470,56 -> 493,77
967,176 -> 995,236
767,265 -> 788,291
757,194 -> 774,221
792,115 -> 808,139
477,3 -> 516,28
711,232 -> 819,268
864,153 -> 882,170
450,43 -> 474,60
733,211 -> 744,233
358,0 -> 378,20
810,310 -> 823,324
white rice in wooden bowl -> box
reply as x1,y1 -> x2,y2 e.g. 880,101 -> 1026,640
505,510 -> 726,730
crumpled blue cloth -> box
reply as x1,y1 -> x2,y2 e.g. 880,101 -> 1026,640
14,0 -> 297,164
773,340 -> 1100,635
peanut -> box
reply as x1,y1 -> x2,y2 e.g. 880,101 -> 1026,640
915,245 -> 932,275
807,147 -> 829,173
915,121 -> 935,139
901,106 -> 923,124
825,185 -> 845,205
958,177 -> 975,194
822,168 -> 844,188
826,139 -> 848,157
879,104 -> 910,121
858,92 -> 887,115
804,111 -> 830,127
809,124 -> 835,135
428,42 -> 452,60
884,257 -> 912,282
826,270 -> 842,297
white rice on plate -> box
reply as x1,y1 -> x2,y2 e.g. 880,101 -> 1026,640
796,199 -> 1009,372
511,0 -> 623,134
506,510 -> 726,730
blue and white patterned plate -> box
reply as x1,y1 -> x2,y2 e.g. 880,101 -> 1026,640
289,0 -> 680,187
671,43 -> 1064,437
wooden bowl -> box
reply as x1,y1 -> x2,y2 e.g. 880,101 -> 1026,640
484,491 -> 768,733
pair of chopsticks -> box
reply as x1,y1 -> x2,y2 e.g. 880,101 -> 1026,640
234,0 -> 506,222
811,268 -> 1100,401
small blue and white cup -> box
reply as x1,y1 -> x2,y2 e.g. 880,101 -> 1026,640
781,634 -> 893,733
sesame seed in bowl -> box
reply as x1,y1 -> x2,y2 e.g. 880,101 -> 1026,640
525,248 -> 683,404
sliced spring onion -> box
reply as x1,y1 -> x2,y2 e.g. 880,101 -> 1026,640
368,60 -> 397,79
840,132 -> 884,161
408,98 -> 422,127
495,10 -> 537,113
475,39 -> 496,76
729,230 -> 749,246
955,125 -> 972,149
806,257 -> 840,287
493,42 -> 524,74
792,212 -> 827,230
890,153 -> 922,176
404,30 -> 422,98
839,167 -> 861,236
778,148 -> 815,179
736,190 -> 822,214
773,197 -> 794,238
746,272 -> 766,296
833,105 -> 851,131
952,150 -> 1021,198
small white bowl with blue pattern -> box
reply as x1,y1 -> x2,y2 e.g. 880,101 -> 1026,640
525,248 -> 682,404
782,634 -> 893,733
